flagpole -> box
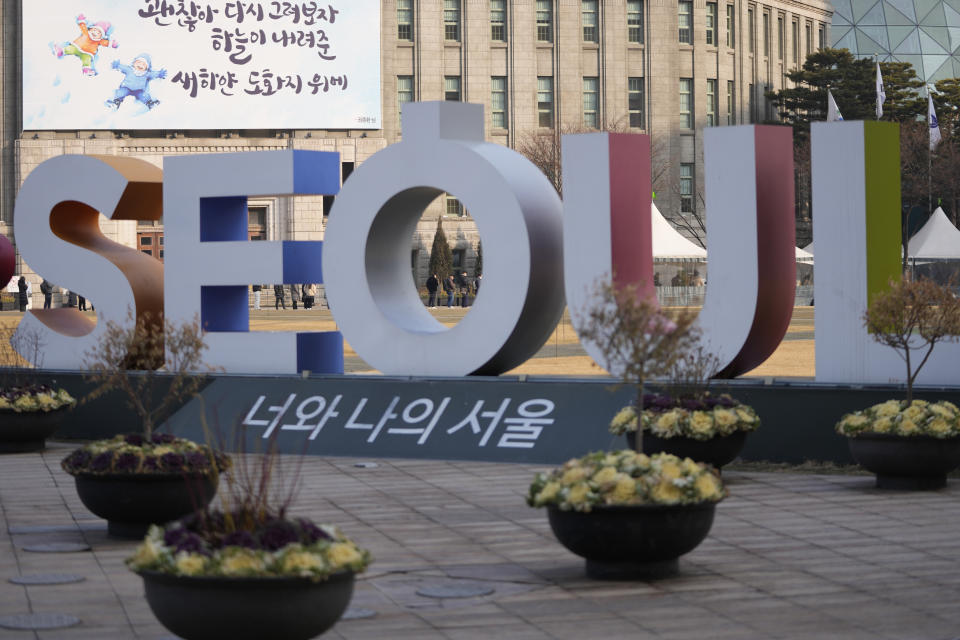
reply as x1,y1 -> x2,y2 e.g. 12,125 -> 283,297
928,86 -> 933,215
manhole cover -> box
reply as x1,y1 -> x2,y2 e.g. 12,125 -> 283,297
0,613 -> 81,630
21,542 -> 90,553
342,608 -> 377,620
9,574 -> 86,586
416,583 -> 495,599
354,462 -> 379,469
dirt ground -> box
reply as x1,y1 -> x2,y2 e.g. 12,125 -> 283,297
0,306 -> 816,379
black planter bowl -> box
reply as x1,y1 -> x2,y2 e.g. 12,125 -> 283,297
138,569 -> 355,640
847,433 -> 960,490
547,501 -> 717,580
0,407 -> 70,453
74,472 -> 218,538
626,430 -> 748,469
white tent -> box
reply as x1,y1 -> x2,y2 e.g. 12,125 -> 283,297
651,203 -> 707,259
796,245 -> 814,262
907,207 -> 960,261
802,242 -> 813,255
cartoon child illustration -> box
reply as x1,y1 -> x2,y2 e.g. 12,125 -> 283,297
51,14 -> 117,77
106,54 -> 167,110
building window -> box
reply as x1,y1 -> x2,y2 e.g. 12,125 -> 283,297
446,194 -> 464,216
706,79 -> 717,126
491,0 -> 506,41
778,16 -> 784,60
491,76 -> 508,128
582,0 -> 598,42
680,164 -> 694,214
805,22 -> 812,56
248,207 -> 266,241
629,77 -> 645,128
680,77 -> 693,129
398,75 -> 413,122
452,248 -> 466,268
444,76 -> 461,101
726,4 -> 735,47
538,77 -> 554,127
627,0 -> 643,43
747,7 -> 754,53
397,0 -> 413,40
763,12 -> 770,56
444,0 -> 460,41
748,82 -> 755,123
792,20 -> 799,62
706,2 -> 717,45
727,80 -> 735,125
537,0 -> 553,42
583,77 -> 599,128
679,1 -> 692,43
818,24 -> 825,49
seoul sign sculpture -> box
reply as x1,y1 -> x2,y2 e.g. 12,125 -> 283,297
10,103 -> 960,386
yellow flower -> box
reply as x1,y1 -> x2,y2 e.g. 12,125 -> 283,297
930,403 -> 958,420
327,543 -> 363,569
735,408 -> 756,423
659,460 -> 682,481
942,401 -> 959,413
535,481 -> 561,505
128,539 -> 162,568
690,412 -> 714,435
610,407 -> 637,432
221,549 -> 265,576
929,418 -> 951,434
874,400 -> 902,418
568,483 -> 591,505
0,397 -> 10,409
681,457 -> 702,474
152,446 -> 174,456
651,480 -> 682,504
13,395 -> 36,411
591,466 -> 618,485
694,473 -> 724,501
898,419 -> 919,435
560,467 -> 587,486
872,417 -> 893,433
175,553 -> 207,576
56,389 -> 76,405
903,404 -> 927,422
36,394 -> 57,410
714,409 -> 737,428
655,411 -> 680,431
281,551 -> 326,574
843,414 -> 869,429
610,475 -> 636,503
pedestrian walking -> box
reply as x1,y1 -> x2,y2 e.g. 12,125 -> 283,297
443,275 -> 455,307
290,283 -> 300,310
426,273 -> 439,308
273,284 -> 286,310
40,279 -> 53,309
252,284 -> 262,310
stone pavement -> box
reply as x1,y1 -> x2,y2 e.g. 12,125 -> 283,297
2,442 -> 960,639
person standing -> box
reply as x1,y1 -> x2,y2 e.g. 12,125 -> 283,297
457,271 -> 470,307
40,279 -> 53,309
252,284 -> 262,310
425,273 -> 439,308
290,283 -> 300,310
78,294 -> 87,311
273,284 -> 286,310
17,276 -> 27,312
443,275 -> 455,307
303,283 -> 316,309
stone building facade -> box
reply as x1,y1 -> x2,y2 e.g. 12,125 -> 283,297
0,0 -> 830,296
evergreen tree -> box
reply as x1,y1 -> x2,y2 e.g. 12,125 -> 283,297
428,218 -> 453,284
475,241 -> 483,276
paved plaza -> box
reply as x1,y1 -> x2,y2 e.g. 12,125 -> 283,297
1,442 -> 959,639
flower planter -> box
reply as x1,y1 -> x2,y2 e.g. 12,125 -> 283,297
627,430 -> 749,469
847,434 -> 960,490
0,407 -> 69,453
138,569 -> 354,640
74,472 -> 218,538
547,502 -> 717,579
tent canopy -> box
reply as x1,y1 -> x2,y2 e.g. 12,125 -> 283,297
651,203 -> 707,259
796,245 -> 813,262
907,207 -> 960,261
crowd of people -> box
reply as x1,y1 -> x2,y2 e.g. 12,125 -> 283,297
251,284 -> 318,311
424,271 -> 481,308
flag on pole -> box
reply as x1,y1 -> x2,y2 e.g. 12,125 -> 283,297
929,94 -> 942,150
826,89 -> 843,122
876,62 -> 886,119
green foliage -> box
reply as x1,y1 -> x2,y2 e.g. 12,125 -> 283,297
428,217 -> 453,284
475,241 -> 483,276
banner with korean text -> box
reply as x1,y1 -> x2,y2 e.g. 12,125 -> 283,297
22,0 -> 381,130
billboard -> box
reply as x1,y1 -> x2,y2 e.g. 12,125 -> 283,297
22,0 -> 382,130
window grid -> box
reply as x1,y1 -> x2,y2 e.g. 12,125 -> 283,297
397,0 -> 413,40
792,20 -> 799,62
727,80 -> 735,125
679,77 -> 693,129
818,24 -> 824,49
582,0 -> 598,42
444,76 -> 461,101
491,0 -> 506,41
538,76 -> 554,127
679,1 -> 692,43
680,164 -> 694,214
583,77 -> 599,128
629,77 -> 645,128
726,4 -> 735,47
748,82 -> 755,123
706,79 -> 717,126
805,23 -> 812,56
763,12 -> 770,56
778,16 -> 784,60
537,0 -> 553,42
628,0 -> 644,43
491,76 -> 508,128
398,75 -> 413,122
444,0 -> 460,41
706,2 -> 717,45
748,7 -> 755,53
446,195 -> 463,216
